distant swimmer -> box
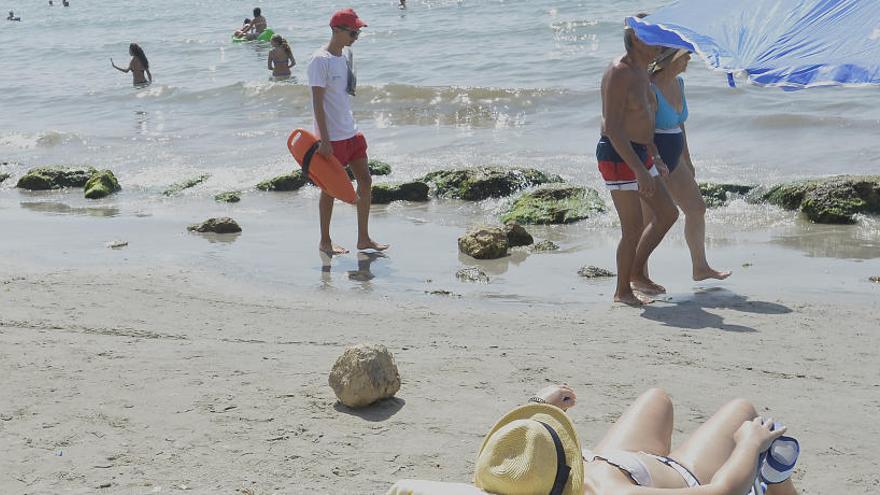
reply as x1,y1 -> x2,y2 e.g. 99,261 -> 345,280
111,43 -> 152,87
268,34 -> 296,78
239,7 -> 267,40
7,11 -> 21,21
399,0 -> 406,8
309,8 -> 388,254
62,0 -> 69,6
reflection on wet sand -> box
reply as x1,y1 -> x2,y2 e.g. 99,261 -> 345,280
20,201 -> 120,217
188,231 -> 241,244
319,251 -> 389,288
772,222 -> 880,260
457,249 -> 529,276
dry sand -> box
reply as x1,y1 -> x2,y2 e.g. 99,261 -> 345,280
1,266 -> 878,494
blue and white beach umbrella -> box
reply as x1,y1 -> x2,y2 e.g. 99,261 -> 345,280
626,0 -> 880,89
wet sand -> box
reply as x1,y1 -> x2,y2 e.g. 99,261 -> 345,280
1,187 -> 879,494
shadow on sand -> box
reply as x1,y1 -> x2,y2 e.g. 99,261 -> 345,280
333,397 -> 405,422
640,287 -> 792,333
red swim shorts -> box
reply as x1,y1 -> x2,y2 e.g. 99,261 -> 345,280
331,132 -> 368,166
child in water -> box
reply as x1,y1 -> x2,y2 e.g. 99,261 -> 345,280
111,43 -> 152,86
234,18 -> 252,38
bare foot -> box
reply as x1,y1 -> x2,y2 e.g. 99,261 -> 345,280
356,239 -> 390,251
319,243 -> 349,255
630,277 -> 666,295
614,292 -> 653,306
693,268 -> 732,281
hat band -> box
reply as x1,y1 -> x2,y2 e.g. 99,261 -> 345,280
537,422 -> 571,495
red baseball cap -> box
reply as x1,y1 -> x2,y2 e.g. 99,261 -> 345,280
330,8 -> 367,29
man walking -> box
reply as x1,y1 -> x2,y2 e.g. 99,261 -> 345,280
308,8 -> 388,255
596,20 -> 678,305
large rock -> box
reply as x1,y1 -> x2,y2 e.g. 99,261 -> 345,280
15,166 -> 97,190
501,184 -> 605,224
328,344 -> 401,408
371,182 -> 429,204
458,226 -> 509,259
699,183 -> 756,208
256,172 -> 308,192
420,167 -> 562,201
347,159 -> 393,180
162,174 -> 210,196
84,170 -> 121,199
752,176 -> 880,224
187,217 -> 242,234
504,223 -> 534,247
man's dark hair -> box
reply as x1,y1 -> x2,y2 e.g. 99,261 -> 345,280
624,12 -> 649,52
253,7 -> 261,17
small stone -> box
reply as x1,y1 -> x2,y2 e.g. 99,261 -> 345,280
84,170 -> 121,199
0,172 -> 10,184
742,262 -> 754,268
578,265 -> 615,279
458,226 -> 508,259
425,289 -> 459,297
162,174 -> 210,196
329,344 -> 401,408
187,217 -> 242,234
870,276 -> 880,283
106,240 -> 128,249
504,223 -> 534,247
456,267 -> 490,283
256,172 -> 308,192
531,240 -> 559,252
214,191 -> 241,203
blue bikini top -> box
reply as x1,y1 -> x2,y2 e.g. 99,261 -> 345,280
654,76 -> 689,130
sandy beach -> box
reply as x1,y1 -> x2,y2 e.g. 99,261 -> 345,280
1,261 -> 878,494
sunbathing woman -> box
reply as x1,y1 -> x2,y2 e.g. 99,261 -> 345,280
649,48 -> 730,282
473,384 -> 799,495
111,43 -> 152,86
267,34 -> 296,79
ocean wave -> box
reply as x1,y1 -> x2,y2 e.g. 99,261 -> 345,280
0,131 -> 82,150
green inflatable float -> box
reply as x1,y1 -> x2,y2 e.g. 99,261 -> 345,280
232,27 -> 274,43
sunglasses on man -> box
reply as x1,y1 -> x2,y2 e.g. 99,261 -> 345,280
337,26 -> 360,38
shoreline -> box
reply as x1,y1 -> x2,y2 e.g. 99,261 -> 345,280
1,266 -> 878,494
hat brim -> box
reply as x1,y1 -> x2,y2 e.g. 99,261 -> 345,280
476,404 -> 584,495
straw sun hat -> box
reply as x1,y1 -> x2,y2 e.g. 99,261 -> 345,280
474,404 -> 584,495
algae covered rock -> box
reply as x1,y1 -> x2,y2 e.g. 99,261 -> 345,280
578,265 -> 615,278
187,217 -> 242,234
531,240 -> 560,253
699,183 -> 756,208
257,171 -> 308,192
456,266 -> 490,283
214,191 -> 241,203
328,343 -> 401,408
420,166 -> 562,201
458,226 -> 509,259
753,176 -> 880,224
347,159 -> 393,180
502,184 -> 605,224
504,223 -> 534,247
84,170 -> 121,199
371,181 -> 429,204
163,174 -> 210,196
16,166 -> 97,190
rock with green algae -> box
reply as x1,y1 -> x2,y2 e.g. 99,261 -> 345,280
531,240 -> 560,253
371,182 -> 429,204
214,191 -> 241,203
458,226 -> 509,260
578,266 -> 615,279
699,183 -> 756,208
751,176 -> 880,224
84,170 -> 121,199
347,159 -> 393,180
256,171 -> 308,192
15,166 -> 97,190
501,184 -> 605,225
187,217 -> 242,234
162,174 -> 210,196
420,166 -> 562,201
456,267 -> 490,283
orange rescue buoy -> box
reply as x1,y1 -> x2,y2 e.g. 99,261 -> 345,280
287,129 -> 357,204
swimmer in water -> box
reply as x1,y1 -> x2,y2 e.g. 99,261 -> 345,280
234,18 -> 252,38
7,11 -> 21,21
267,34 -> 296,78
111,43 -> 152,86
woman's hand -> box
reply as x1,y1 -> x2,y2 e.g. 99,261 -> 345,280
654,157 -> 670,177
536,384 -> 577,411
734,416 -> 787,452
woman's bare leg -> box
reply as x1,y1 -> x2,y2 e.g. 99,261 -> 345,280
595,388 -> 674,456
664,165 -> 730,281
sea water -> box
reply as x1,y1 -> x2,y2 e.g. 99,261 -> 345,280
1,0 -> 878,305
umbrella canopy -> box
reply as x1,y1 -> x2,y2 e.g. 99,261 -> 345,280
626,0 -> 880,89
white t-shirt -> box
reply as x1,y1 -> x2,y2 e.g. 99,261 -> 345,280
307,48 -> 357,142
